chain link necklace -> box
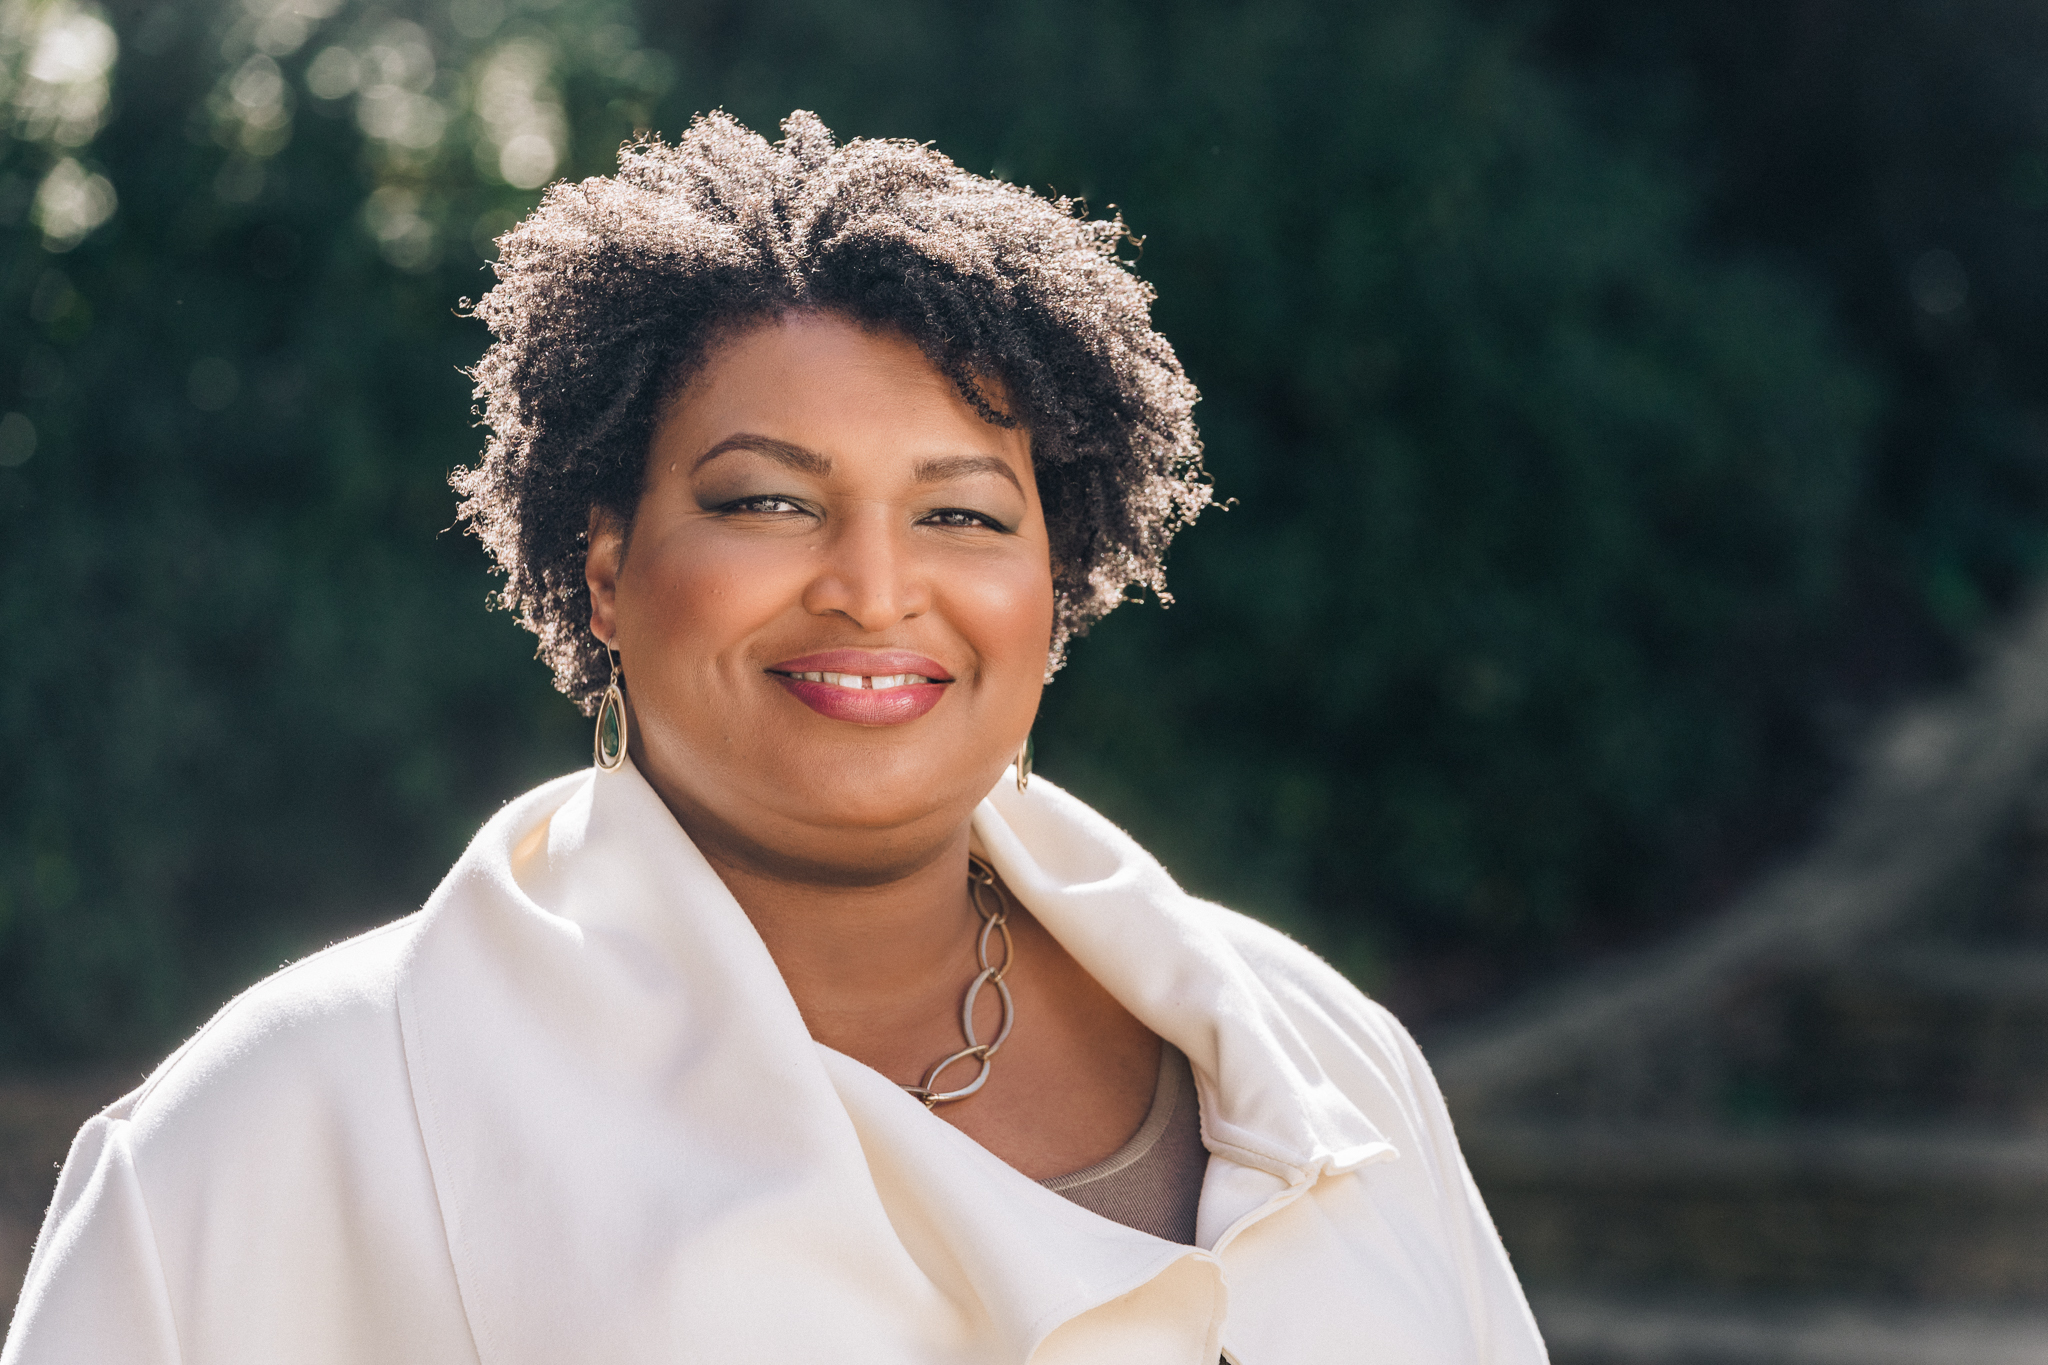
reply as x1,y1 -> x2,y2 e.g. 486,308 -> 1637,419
902,856 -> 1016,1108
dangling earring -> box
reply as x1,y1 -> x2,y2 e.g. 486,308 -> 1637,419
594,647 -> 629,772
1015,731 -> 1033,792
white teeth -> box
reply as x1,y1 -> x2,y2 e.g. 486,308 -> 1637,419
786,670 -> 935,688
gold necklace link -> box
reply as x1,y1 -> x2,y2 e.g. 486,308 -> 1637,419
904,856 -> 1016,1108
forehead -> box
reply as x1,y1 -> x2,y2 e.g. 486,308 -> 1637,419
662,312 -> 1023,464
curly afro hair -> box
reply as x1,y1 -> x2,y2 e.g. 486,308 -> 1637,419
453,110 -> 1211,713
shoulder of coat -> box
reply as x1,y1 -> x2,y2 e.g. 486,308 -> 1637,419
120,913 -> 425,1139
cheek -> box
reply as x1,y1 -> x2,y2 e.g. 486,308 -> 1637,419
947,553 -> 1057,684
619,529 -> 801,665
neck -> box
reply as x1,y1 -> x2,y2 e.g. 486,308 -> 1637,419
693,824 -> 983,1067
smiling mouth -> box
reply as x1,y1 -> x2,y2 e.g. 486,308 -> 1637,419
767,650 -> 953,725
769,670 -> 938,690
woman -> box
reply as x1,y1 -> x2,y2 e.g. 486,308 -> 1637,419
4,113 -> 1546,1364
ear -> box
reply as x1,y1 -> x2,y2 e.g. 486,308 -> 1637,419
585,506 -> 628,647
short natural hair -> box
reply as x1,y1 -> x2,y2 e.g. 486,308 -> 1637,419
453,110 -> 1211,711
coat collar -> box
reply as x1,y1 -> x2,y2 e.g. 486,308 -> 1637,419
395,762 -> 1394,1363
970,773 -> 1392,1186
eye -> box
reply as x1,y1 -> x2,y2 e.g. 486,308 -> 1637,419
719,494 -> 808,515
921,507 -> 1008,531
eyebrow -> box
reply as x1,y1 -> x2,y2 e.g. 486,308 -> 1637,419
696,436 -> 1023,494
693,434 -> 832,475
912,454 -> 1023,493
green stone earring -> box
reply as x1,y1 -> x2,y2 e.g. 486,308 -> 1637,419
1015,731 -> 1033,792
594,647 -> 629,772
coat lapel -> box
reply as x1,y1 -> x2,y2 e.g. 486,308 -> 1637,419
970,777 -> 1398,1188
972,781 -> 1513,1365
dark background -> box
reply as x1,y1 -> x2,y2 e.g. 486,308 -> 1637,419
5,0 -> 2046,1063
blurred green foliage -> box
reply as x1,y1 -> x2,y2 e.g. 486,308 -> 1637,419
0,0 -> 2022,1060
1491,0 -> 2048,641
0,0 -> 662,1057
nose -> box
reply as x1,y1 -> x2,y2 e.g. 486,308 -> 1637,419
800,504 -> 931,631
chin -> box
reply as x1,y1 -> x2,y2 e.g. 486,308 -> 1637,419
788,778 -> 969,838
778,734 -> 1001,802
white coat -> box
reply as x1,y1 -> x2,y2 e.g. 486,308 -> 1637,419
2,762 -> 1547,1365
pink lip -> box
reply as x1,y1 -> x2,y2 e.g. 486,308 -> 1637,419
768,649 -> 953,726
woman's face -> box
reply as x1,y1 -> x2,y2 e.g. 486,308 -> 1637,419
586,311 -> 1055,882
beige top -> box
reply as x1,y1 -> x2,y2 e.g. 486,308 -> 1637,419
1042,1043 -> 1207,1244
